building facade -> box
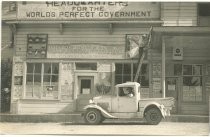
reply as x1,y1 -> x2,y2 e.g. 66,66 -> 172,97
2,2 -> 210,115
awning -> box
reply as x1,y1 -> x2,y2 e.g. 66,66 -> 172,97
151,26 -> 210,48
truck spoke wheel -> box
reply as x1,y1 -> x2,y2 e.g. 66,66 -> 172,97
84,109 -> 102,125
145,108 -> 162,125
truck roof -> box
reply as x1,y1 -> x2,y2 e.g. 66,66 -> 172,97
115,82 -> 140,87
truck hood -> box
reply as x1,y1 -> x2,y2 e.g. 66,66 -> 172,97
92,95 -> 113,102
91,95 -> 113,112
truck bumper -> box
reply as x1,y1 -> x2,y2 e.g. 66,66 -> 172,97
160,105 -> 171,118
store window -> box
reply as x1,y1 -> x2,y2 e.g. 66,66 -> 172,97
198,3 -> 210,26
182,64 -> 203,102
26,63 -> 59,99
115,63 -> 149,87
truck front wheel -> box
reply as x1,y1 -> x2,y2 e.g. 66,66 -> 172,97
145,107 -> 162,125
84,109 -> 102,125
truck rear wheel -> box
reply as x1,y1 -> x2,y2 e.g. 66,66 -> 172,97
145,107 -> 162,125
84,109 -> 102,125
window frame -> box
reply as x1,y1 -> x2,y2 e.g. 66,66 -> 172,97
182,64 -> 204,103
115,63 -> 149,88
25,62 -> 60,100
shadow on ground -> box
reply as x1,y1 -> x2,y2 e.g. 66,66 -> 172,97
60,121 -> 149,126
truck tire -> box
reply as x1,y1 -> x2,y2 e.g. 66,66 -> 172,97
84,109 -> 102,125
145,107 -> 162,125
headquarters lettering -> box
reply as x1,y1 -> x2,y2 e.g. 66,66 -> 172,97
45,1 -> 128,7
26,11 -> 151,18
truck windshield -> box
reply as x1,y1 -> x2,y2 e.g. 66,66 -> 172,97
119,87 -> 135,97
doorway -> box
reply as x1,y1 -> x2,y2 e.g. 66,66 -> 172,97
165,77 -> 179,114
76,76 -> 94,111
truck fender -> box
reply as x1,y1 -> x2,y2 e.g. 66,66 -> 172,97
84,104 -> 117,119
143,102 -> 166,118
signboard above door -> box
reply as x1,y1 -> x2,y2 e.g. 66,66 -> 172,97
17,2 -> 160,20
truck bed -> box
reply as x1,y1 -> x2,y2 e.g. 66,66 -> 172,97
139,97 -> 175,110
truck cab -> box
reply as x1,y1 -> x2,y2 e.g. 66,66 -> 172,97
83,82 -> 174,125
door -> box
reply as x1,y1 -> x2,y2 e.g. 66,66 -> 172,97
118,86 -> 137,112
166,77 -> 179,114
76,76 -> 94,111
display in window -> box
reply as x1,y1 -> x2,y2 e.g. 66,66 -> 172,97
13,86 -> 22,99
27,34 -> 48,58
152,63 -> 161,76
14,63 -> 23,76
25,63 -> 59,99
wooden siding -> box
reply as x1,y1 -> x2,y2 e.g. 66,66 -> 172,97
181,104 -> 209,115
1,24 -> 13,60
15,24 -> 151,57
18,100 -> 75,114
161,2 -> 198,26
1,24 -> 11,47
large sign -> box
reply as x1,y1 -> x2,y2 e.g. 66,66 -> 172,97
47,44 -> 124,59
17,2 -> 160,20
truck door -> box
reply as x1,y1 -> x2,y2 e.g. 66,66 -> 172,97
118,86 -> 138,112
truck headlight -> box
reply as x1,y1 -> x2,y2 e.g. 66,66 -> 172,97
89,99 -> 93,104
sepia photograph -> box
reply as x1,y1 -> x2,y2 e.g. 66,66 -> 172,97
0,0 -> 210,136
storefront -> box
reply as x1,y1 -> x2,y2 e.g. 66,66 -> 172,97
5,2 -> 209,115
151,27 -> 210,115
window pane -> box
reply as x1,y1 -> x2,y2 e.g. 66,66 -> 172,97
174,64 -> 182,76
115,64 -> 123,74
133,64 -> 147,75
123,64 -> 131,74
123,75 -> 131,83
140,76 -> 149,87
199,3 -> 210,16
52,63 -> 59,74
26,74 -> 33,83
52,75 -> 58,82
44,63 -> 51,74
43,75 -> 51,82
27,63 -> 34,73
115,76 -> 122,84
183,76 -> 202,86
34,63 -> 41,74
183,65 -> 192,75
193,65 -> 202,75
34,74 -> 41,83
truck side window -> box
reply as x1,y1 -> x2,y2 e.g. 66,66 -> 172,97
119,87 -> 134,97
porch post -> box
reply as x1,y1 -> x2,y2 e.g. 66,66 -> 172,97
162,36 -> 166,98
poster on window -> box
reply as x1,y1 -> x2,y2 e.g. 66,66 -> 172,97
82,88 -> 90,94
60,63 -> 74,100
13,86 -> 23,99
152,63 -> 161,76
152,78 -> 161,93
14,63 -> 23,76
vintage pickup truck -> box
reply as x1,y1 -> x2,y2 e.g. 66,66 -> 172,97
83,82 -> 174,125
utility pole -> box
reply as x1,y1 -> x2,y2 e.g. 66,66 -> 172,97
134,27 -> 153,82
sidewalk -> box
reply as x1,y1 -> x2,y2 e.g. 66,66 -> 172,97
0,113 -> 209,123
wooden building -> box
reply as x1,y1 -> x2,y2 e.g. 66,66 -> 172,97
2,2 -> 210,115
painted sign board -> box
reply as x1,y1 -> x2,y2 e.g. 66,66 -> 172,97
17,2 -> 160,20
47,44 -> 124,59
